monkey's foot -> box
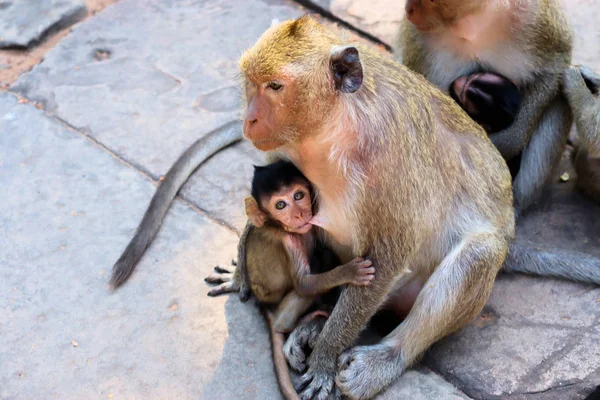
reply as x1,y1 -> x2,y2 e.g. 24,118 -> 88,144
336,344 -> 403,400
283,317 -> 326,371
207,281 -> 239,297
214,265 -> 234,274
295,368 -> 341,400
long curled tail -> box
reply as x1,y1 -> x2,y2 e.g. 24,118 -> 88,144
110,121 -> 242,288
504,242 -> 600,285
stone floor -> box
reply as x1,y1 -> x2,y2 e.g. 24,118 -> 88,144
0,0 -> 599,399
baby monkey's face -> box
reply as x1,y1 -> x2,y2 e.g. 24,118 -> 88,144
264,182 -> 313,234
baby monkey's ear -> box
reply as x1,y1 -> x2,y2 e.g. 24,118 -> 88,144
244,196 -> 267,227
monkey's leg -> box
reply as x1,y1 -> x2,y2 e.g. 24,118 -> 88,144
336,232 -> 505,400
294,265 -> 406,400
512,96 -> 572,216
564,66 -> 600,158
272,291 -> 314,333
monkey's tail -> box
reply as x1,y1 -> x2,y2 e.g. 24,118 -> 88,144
504,242 -> 600,285
264,309 -> 301,400
110,121 -> 242,288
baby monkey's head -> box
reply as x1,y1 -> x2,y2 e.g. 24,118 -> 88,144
246,160 -> 314,234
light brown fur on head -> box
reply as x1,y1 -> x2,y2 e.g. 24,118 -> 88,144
239,16 -> 344,151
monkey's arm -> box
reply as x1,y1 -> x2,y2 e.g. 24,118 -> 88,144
284,237 -> 374,297
563,66 -> 600,158
490,75 -> 560,160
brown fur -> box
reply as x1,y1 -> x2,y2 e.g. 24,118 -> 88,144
240,16 -> 514,399
399,0 -> 573,217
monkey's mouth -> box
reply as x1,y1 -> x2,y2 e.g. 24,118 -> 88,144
292,222 -> 312,233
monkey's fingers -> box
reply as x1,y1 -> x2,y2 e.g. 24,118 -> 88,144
357,265 -> 375,275
204,273 -> 232,284
214,265 -> 234,274
207,282 -> 238,297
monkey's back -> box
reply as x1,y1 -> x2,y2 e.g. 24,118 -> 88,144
245,226 -> 293,304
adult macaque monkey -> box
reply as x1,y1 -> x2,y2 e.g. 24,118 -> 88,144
399,0 -> 573,217
239,15 -> 515,399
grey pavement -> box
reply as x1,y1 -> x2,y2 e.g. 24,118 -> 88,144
1,0 -> 599,399
0,0 -> 87,49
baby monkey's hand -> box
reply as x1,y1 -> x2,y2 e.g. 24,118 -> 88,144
341,257 -> 375,286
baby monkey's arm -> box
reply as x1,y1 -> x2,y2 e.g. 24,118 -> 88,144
284,235 -> 375,297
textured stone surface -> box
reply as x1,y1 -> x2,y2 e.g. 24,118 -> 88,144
425,274 -> 600,400
376,367 -> 470,400
0,91 -> 283,398
4,0 -> 600,399
11,0 -> 305,232
0,0 -> 87,48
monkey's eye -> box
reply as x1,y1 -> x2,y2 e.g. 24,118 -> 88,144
267,81 -> 283,91
293,191 -> 305,201
275,200 -> 287,210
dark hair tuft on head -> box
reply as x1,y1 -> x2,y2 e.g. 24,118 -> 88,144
251,160 -> 310,203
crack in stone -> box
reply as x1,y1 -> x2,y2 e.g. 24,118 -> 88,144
518,381 -> 578,395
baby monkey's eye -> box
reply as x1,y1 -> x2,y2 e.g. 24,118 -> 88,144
275,200 -> 287,210
293,191 -> 305,200
267,81 -> 283,91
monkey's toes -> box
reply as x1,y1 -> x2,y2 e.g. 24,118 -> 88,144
214,265 -> 233,274
204,273 -> 228,284
336,344 -> 403,400
297,370 -> 339,400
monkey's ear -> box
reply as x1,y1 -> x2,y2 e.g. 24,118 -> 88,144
331,46 -> 363,93
244,196 -> 267,227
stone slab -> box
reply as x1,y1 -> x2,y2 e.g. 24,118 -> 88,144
0,92 -> 282,399
0,0 -> 87,48
375,367 -> 470,400
11,0 -> 307,232
425,274 -> 600,400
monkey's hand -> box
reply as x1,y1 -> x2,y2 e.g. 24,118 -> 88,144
339,257 -> 375,286
337,344 -> 403,399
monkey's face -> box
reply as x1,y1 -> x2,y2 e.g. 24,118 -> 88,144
242,76 -> 302,152
405,0 -> 483,31
263,182 -> 313,234
239,16 -> 364,152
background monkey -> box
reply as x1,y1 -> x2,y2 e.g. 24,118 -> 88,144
399,0 -> 573,217
564,65 -> 600,202
239,16 -> 515,399
207,160 -> 375,332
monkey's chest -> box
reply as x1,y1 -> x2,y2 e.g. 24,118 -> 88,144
426,41 -> 536,90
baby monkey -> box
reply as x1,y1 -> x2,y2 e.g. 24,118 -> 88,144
450,72 -> 521,135
451,72 -> 523,178
207,159 -> 374,332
